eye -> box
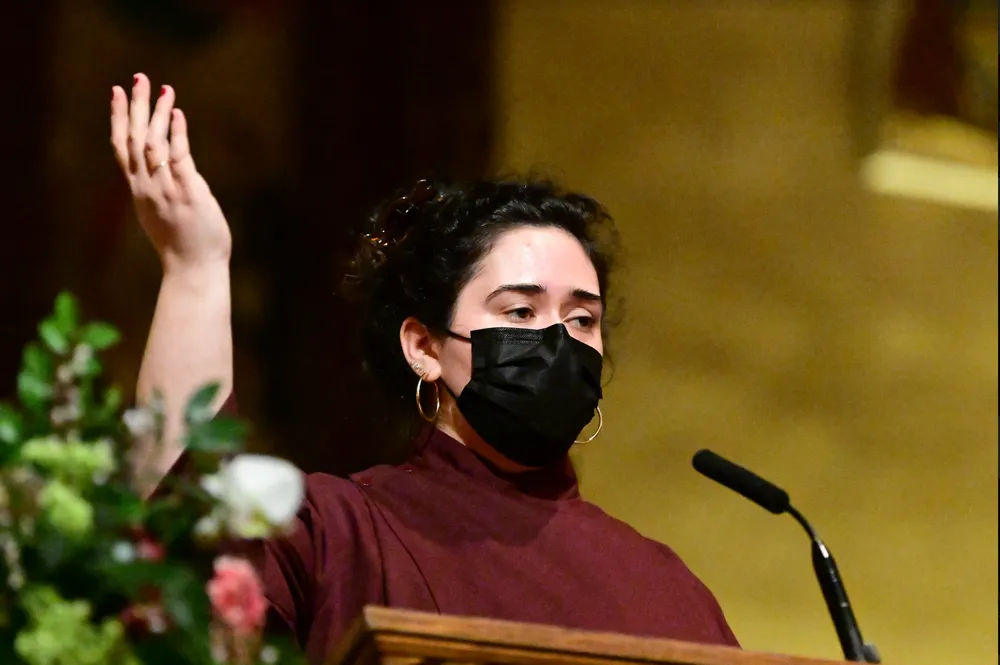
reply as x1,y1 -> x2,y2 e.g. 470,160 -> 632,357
570,314 -> 598,331
505,307 -> 535,323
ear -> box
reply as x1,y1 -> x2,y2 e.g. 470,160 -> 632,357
399,316 -> 443,382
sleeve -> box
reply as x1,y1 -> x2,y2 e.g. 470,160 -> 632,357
158,390 -> 385,653
257,474 -> 386,657
251,493 -> 322,646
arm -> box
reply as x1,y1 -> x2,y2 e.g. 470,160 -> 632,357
255,475 -> 385,661
137,263 -> 233,482
110,74 -> 234,492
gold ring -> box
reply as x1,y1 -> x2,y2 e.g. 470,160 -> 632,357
150,160 -> 169,173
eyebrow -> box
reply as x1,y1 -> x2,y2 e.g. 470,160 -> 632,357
485,283 -> 544,303
571,288 -> 602,304
485,283 -> 603,306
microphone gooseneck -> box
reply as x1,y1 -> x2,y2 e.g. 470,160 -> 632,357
692,450 -> 880,663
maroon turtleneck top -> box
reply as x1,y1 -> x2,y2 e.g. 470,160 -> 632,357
250,424 -> 739,663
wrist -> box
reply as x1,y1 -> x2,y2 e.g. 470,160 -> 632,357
160,246 -> 231,274
160,259 -> 231,296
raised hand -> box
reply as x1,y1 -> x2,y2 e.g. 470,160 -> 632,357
110,73 -> 232,272
111,75 -> 235,492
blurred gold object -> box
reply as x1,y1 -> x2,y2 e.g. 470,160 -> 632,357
853,0 -> 998,210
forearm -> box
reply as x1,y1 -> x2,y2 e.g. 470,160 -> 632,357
136,261 -> 233,487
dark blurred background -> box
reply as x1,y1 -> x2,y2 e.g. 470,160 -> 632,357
2,0 -> 496,474
0,1 -> 996,663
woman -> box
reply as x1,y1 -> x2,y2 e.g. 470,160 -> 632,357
111,74 -> 739,662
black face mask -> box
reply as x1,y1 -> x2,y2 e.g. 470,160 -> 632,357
443,323 -> 603,468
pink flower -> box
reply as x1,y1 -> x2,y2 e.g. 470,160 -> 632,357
206,555 -> 267,636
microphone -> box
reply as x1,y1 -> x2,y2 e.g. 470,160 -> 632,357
692,450 -> 880,663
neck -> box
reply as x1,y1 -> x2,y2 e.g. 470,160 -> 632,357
435,391 -> 538,473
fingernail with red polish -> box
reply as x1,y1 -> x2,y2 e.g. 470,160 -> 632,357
133,74 -> 140,85
160,85 -> 167,97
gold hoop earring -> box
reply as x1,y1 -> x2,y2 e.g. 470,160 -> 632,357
575,406 -> 603,444
415,377 -> 440,422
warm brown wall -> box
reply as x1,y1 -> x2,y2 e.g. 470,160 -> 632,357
494,2 -> 997,664
15,1 -> 495,475
0,2 -> 57,395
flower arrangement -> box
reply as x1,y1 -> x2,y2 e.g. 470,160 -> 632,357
0,293 -> 306,665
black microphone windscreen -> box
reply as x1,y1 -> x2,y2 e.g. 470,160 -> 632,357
692,449 -> 790,514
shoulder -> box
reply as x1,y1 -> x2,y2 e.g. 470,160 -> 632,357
645,538 -> 740,645
272,472 -> 386,580
582,500 -> 724,596
346,461 -> 409,486
304,470 -> 364,496
299,464 -> 410,531
574,500 -> 740,646
300,471 -> 372,522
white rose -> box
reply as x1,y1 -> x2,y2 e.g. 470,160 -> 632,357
201,454 -> 305,539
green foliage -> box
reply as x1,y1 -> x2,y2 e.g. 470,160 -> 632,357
185,418 -> 247,456
183,383 -> 220,427
0,404 -> 23,462
17,374 -> 53,416
53,293 -> 80,333
22,345 -> 53,384
0,292 -> 306,665
37,481 -> 94,540
14,586 -> 137,665
77,324 -> 120,352
21,439 -> 116,488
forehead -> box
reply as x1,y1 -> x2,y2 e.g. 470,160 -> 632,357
471,226 -> 599,292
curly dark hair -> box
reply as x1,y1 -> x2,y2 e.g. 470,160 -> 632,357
343,177 -> 621,411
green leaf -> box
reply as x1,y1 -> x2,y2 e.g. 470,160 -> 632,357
91,483 -> 147,530
144,497 -> 199,545
53,291 -> 80,334
79,355 -> 103,379
185,417 -> 247,454
98,559 -> 169,596
38,318 -> 69,354
17,371 -> 53,411
160,567 -> 206,631
0,403 -> 22,445
117,493 -> 147,526
101,386 -> 123,417
183,383 -> 220,426
22,342 -> 53,381
79,322 -> 121,351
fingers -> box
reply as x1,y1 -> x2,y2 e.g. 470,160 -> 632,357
127,74 -> 151,175
111,75 -> 198,196
145,85 -> 176,196
168,108 -> 198,185
110,86 -> 130,173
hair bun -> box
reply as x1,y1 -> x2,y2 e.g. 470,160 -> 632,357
344,179 -> 442,296
361,179 -> 440,264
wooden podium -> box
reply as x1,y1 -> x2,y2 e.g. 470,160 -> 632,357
328,606 -> 855,665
